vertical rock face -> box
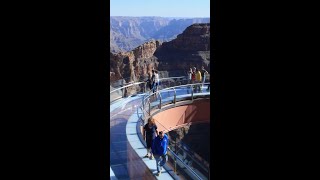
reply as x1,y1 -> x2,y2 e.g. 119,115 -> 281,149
110,40 -> 161,83
154,23 -> 210,76
132,40 -> 160,59
163,23 -> 210,51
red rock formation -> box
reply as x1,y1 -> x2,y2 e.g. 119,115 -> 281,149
110,23 -> 210,83
110,40 -> 161,83
162,23 -> 210,51
154,23 -> 210,76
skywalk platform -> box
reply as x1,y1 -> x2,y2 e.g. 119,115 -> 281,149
110,86 -> 210,179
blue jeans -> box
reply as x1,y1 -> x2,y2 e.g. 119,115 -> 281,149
154,154 -> 167,172
152,82 -> 158,93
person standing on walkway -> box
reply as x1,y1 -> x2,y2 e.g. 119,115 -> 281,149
201,66 -> 208,88
187,67 -> 193,84
195,69 -> 202,92
187,67 -> 193,93
152,131 -> 170,176
154,70 -> 160,93
145,73 -> 153,92
151,70 -> 160,100
143,117 -> 158,160
151,70 -> 155,92
191,67 -> 196,92
191,67 -> 196,84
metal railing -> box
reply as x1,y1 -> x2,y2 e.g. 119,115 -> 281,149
167,148 -> 205,180
168,141 -> 209,179
110,77 -> 134,89
137,108 -> 208,180
151,119 -> 209,180
110,78 -> 211,180
110,76 -> 202,103
141,83 -> 210,117
138,83 -> 210,180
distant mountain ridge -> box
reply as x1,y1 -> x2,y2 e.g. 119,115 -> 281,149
110,16 -> 210,52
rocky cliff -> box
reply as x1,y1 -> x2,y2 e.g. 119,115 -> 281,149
110,40 -> 161,83
154,23 -> 210,76
110,23 -> 210,84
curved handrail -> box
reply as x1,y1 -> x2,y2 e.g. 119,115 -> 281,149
110,81 -> 146,94
110,76 -> 186,89
138,102 -> 208,180
167,148 -> 203,180
110,76 -> 188,94
140,83 -> 210,179
142,83 -> 210,109
139,83 -> 210,178
174,142 -> 209,173
110,76 -> 204,104
157,76 -> 186,81
111,82 -> 210,179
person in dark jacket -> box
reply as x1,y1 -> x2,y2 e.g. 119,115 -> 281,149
152,131 -> 169,176
145,73 -> 153,92
143,117 -> 158,159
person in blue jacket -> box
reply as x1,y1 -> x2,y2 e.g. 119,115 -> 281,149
152,131 -> 170,176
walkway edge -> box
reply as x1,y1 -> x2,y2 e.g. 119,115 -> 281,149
125,104 -> 174,180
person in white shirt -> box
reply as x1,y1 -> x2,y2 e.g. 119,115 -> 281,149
187,67 -> 193,84
201,66 -> 208,88
153,70 -> 159,93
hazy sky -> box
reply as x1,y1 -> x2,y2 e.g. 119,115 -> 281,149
110,0 -> 210,18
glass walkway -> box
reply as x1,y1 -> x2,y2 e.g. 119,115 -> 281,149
110,77 -> 210,180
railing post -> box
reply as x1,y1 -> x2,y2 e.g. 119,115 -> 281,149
142,96 -> 144,109
173,88 -> 176,104
148,100 -> 151,116
191,84 -> 194,101
159,92 -> 162,109
174,139 -> 177,173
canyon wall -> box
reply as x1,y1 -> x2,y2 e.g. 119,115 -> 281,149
110,40 -> 161,83
110,23 -> 210,84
